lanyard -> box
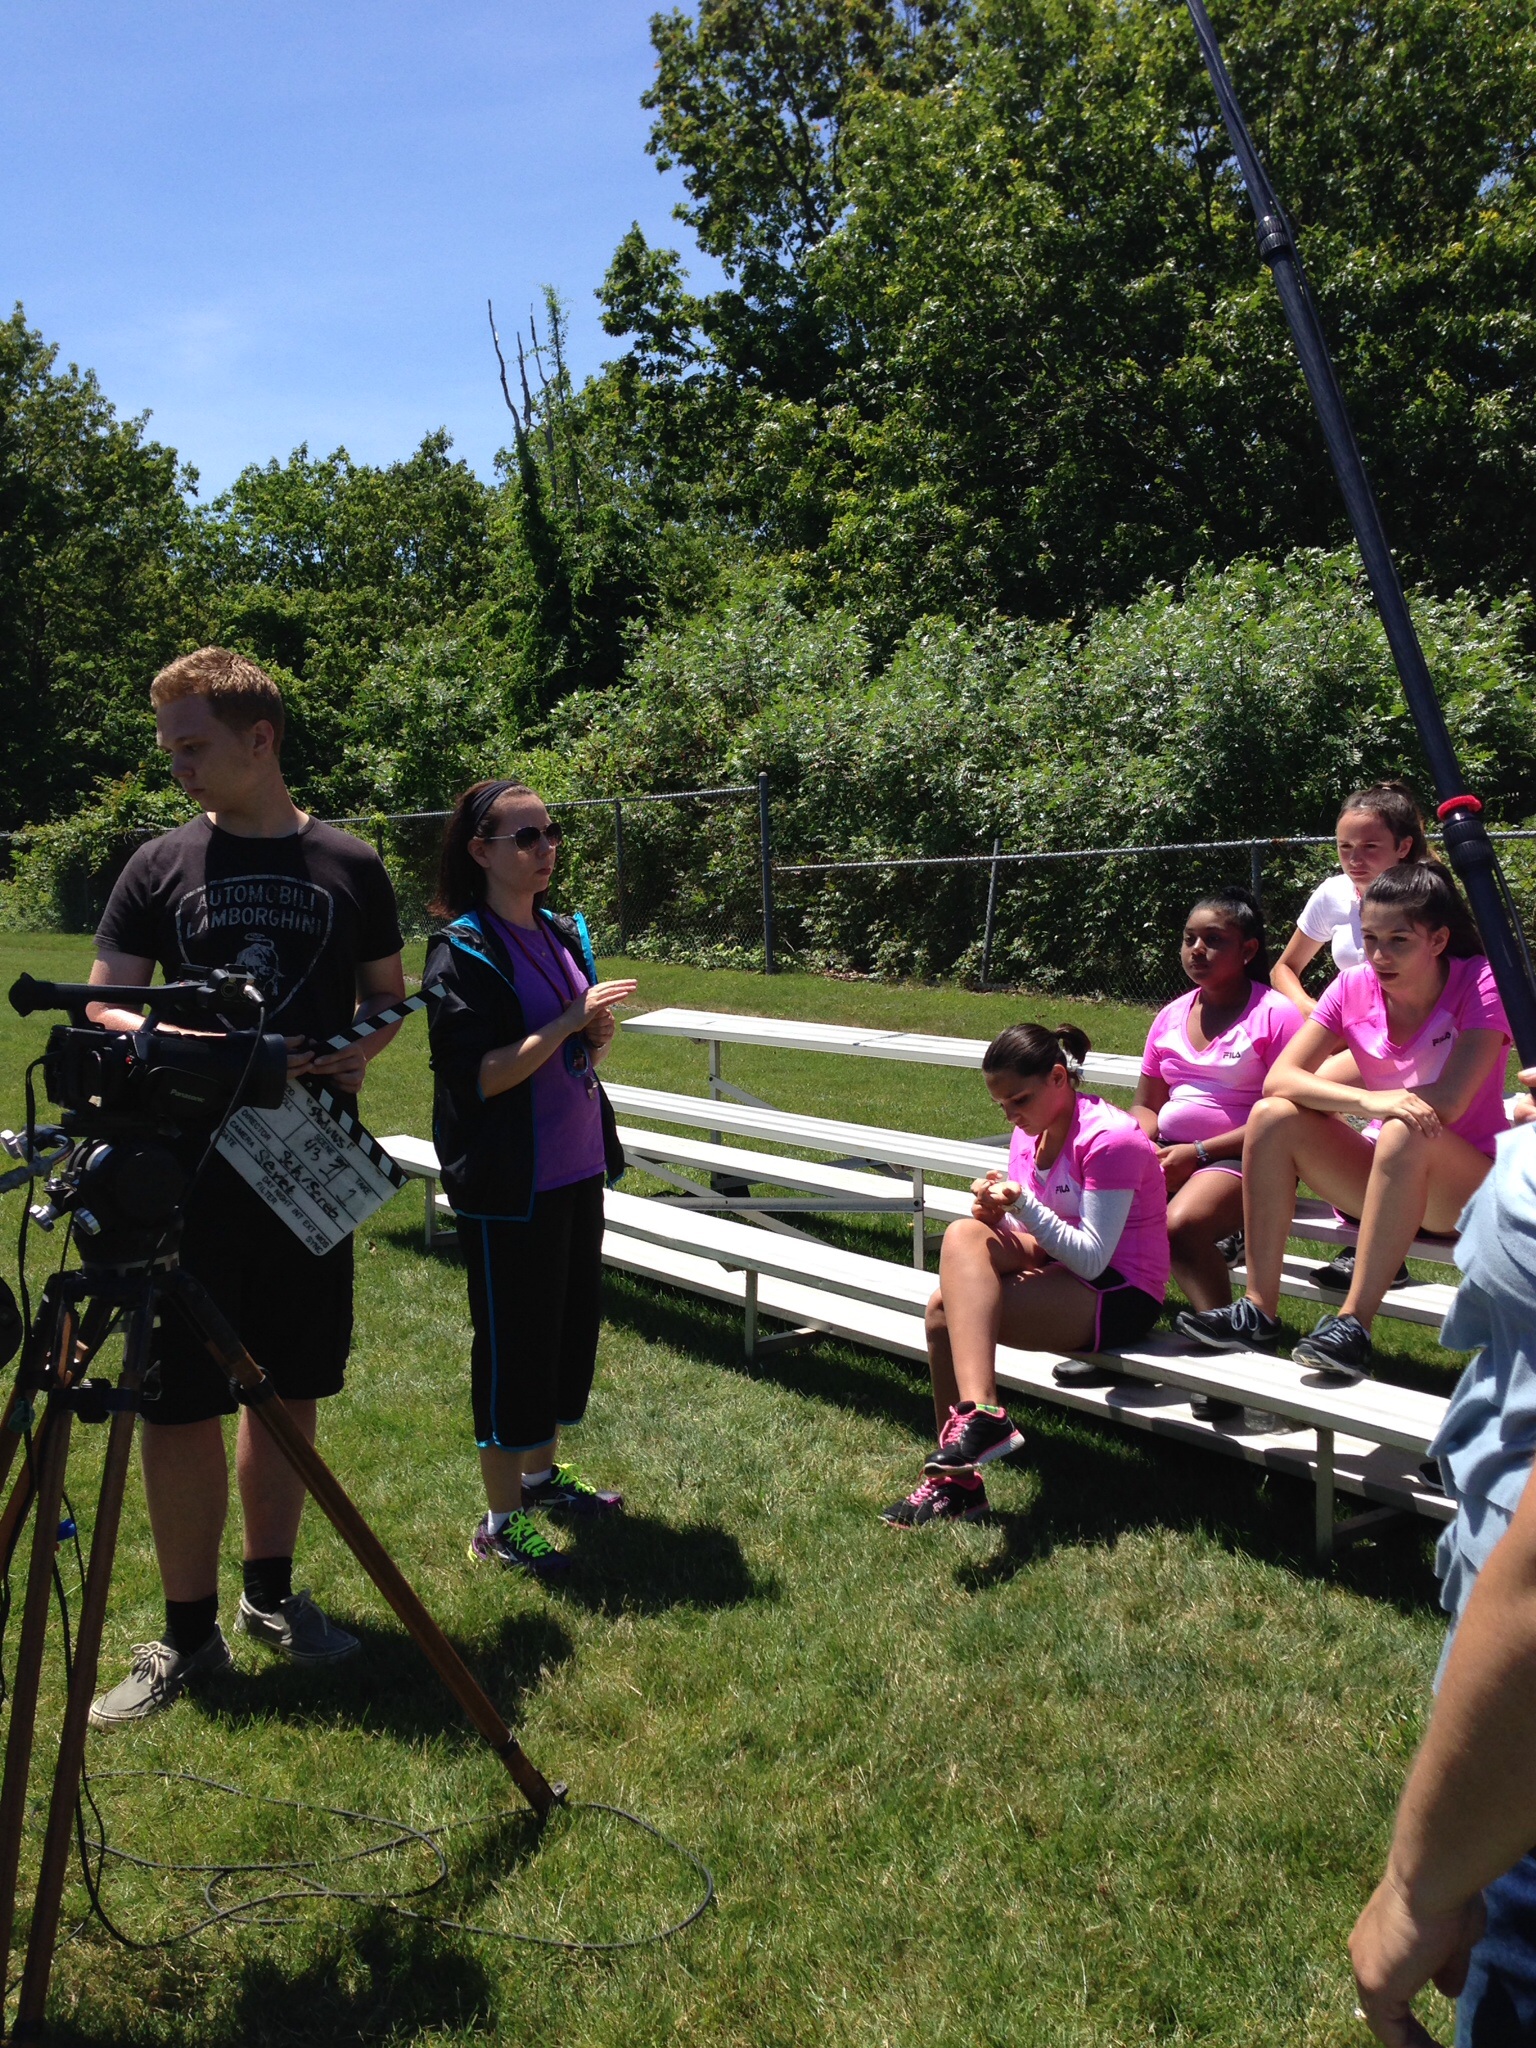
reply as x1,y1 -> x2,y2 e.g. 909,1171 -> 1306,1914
494,914 -> 583,1009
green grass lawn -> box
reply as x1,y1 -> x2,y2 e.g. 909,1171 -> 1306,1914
0,936 -> 1452,2045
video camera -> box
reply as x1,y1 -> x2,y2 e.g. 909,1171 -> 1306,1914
9,968 -> 288,1135
4,967 -> 289,1268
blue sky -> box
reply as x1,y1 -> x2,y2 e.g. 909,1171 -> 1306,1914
1,1 -> 714,495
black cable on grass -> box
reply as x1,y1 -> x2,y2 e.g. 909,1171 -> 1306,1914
67,1775 -> 714,1954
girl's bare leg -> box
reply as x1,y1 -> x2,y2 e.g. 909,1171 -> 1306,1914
1241,1099 -> 1375,1316
1341,1124 -> 1491,1327
928,1220 -> 1032,1420
928,1217 -> 1101,1418
1166,1171 -> 1244,1311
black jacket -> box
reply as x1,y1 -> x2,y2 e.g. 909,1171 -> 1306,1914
424,907 -> 623,1221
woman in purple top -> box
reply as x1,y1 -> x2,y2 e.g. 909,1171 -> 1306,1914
426,780 -> 637,1579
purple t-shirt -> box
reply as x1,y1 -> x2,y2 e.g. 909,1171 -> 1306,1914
485,911 -> 606,1192
1311,956 -> 1512,1158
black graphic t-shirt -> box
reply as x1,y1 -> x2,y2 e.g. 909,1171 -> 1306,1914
97,818 -> 404,1045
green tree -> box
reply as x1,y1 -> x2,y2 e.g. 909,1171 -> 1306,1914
602,0 -> 1536,634
187,430 -> 496,805
0,306 -> 194,830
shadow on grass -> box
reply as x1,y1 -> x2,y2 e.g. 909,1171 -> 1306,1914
602,1269 -> 934,1440
50,1913 -> 501,2048
554,1511 -> 776,1618
606,1271 -> 1444,1613
960,1420 -> 1443,1613
190,1607 -> 575,1742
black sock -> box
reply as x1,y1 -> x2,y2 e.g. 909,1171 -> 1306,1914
164,1594 -> 219,1657
242,1555 -> 294,1614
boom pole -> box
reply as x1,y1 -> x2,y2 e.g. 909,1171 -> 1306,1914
1181,0 -> 1536,1065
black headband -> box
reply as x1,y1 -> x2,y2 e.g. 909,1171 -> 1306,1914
465,780 -> 520,838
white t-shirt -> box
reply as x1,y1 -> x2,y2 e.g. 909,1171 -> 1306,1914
1297,872 -> 1365,970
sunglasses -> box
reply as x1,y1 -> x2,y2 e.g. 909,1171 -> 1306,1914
481,821 -> 564,851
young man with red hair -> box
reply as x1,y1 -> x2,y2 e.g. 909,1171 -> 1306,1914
87,648 -> 406,1724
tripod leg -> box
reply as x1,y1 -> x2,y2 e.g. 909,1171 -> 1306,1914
0,1295 -> 113,1596
10,1295 -> 153,2043
0,1296 -> 77,2011
169,1270 -> 562,1819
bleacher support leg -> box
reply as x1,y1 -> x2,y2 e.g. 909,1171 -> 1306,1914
911,1170 -> 926,1269
1315,1428 -> 1336,1563
744,1271 -> 758,1358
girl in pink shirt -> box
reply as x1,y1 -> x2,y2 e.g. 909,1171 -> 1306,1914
1177,864 -> 1510,1383
883,1023 -> 1168,1528
1134,889 -> 1302,1354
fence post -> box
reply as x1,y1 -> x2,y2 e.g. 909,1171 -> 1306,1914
613,799 -> 627,953
980,836 -> 1002,987
758,771 -> 776,975
1249,842 -> 1264,908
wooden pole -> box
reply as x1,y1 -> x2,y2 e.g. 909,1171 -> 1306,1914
168,1271 -> 562,1817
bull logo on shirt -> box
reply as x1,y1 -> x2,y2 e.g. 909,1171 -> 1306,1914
174,877 -> 334,1020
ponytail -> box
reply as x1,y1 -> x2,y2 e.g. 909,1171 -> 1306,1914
983,1022 -> 1091,1084
1338,779 -> 1430,863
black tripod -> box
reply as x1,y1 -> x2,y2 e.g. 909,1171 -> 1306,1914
0,1248 -> 563,2044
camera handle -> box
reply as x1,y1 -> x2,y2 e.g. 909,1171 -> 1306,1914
0,1267 -> 563,2043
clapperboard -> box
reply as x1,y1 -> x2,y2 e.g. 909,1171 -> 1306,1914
215,990 -> 439,1255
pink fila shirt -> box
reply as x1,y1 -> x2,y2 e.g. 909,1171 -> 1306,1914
1140,984 -> 1304,1144
1311,956 -> 1512,1157
1006,1093 -> 1170,1300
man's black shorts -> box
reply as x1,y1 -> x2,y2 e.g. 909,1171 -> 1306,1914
146,1156 -> 354,1427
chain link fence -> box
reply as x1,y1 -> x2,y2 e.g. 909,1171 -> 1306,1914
5,788 -> 1533,1008
774,832 -> 1536,1005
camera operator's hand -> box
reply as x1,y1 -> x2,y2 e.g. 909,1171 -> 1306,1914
284,1035 -> 317,1076
561,980 -> 637,1040
307,1043 -> 369,1093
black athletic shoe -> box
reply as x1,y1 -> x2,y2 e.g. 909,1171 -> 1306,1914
1313,1244 -> 1411,1294
923,1402 -> 1026,1475
1051,1359 -> 1129,1388
1291,1313 -> 1373,1383
1215,1230 -> 1245,1266
1173,1299 -> 1283,1352
880,1474 -> 990,1528
1190,1393 -> 1244,1422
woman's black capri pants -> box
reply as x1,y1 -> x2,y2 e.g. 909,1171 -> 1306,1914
458,1175 -> 604,1453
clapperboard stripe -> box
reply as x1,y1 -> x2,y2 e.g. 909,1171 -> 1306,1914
314,984 -> 442,1053
298,984 -> 444,1188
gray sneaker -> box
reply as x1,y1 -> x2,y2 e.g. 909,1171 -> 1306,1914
237,1590 -> 359,1665
88,1628 -> 234,1728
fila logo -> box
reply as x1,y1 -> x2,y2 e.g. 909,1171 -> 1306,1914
1431,1030 -> 1453,1047
1055,1181 -> 1072,1194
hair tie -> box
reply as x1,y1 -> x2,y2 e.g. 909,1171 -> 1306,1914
1063,1055 -> 1083,1082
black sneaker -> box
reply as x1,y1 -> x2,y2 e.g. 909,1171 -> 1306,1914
1215,1231 -> 1245,1266
1173,1300 -> 1282,1352
923,1402 -> 1026,1475
880,1474 -> 989,1527
1052,1359 -> 1130,1388
1190,1394 -> 1244,1422
1313,1245 -> 1411,1294
1291,1313 -> 1373,1383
